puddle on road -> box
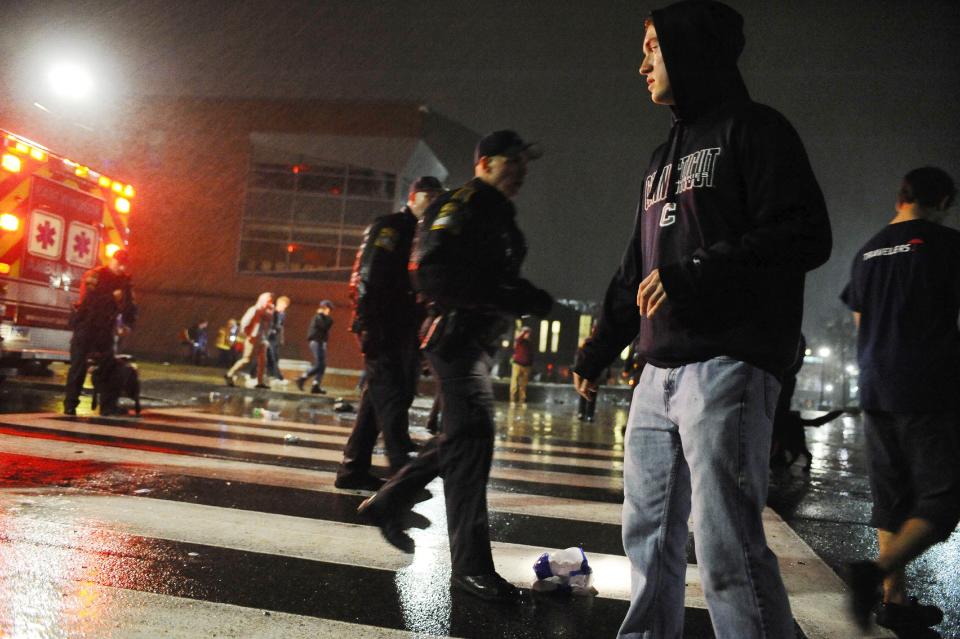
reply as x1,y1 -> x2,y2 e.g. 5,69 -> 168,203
0,385 -> 65,414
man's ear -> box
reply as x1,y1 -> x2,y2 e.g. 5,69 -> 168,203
937,195 -> 951,212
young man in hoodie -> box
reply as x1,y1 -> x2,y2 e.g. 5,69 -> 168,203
573,2 -> 832,638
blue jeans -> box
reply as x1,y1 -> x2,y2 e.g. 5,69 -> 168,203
302,340 -> 326,385
619,357 -> 793,639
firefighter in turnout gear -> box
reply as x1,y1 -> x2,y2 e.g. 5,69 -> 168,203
63,249 -> 136,415
334,176 -> 446,490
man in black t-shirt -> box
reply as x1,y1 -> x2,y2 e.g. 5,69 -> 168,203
841,167 -> 960,632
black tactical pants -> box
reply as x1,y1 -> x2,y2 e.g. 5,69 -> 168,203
338,340 -> 419,478
374,342 -> 497,576
64,330 -> 113,412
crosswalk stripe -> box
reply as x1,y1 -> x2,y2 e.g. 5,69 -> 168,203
155,407 -> 625,459
0,413 -> 624,489
0,432 -> 624,525
0,488 -> 648,602
0,579 -> 446,639
143,412 -> 623,472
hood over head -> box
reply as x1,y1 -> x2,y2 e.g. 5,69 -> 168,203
650,0 -> 750,120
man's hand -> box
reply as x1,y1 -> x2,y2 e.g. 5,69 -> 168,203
637,268 -> 668,318
573,372 -> 598,401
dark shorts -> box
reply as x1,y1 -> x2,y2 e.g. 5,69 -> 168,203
864,410 -> 960,539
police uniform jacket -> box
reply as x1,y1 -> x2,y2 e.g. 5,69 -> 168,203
71,265 -> 136,347
412,178 -> 552,349
350,207 -> 421,348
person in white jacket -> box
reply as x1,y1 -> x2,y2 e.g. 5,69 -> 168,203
225,291 -> 274,388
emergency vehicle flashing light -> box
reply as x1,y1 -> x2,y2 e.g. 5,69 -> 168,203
2,154 -> 22,173
0,214 -> 19,232
0,126 -> 138,367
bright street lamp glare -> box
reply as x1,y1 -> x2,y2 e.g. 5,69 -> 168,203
48,63 -> 94,100
817,346 -> 831,358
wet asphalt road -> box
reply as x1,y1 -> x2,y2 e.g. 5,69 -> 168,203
0,365 -> 957,638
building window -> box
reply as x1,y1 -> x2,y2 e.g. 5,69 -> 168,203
578,314 -> 593,344
550,320 -> 561,353
539,320 -> 549,353
238,144 -> 396,280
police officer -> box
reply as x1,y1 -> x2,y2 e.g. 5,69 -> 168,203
334,176 -> 445,490
63,249 -> 136,415
359,131 -> 553,603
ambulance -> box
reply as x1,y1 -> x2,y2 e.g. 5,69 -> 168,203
0,129 -> 134,374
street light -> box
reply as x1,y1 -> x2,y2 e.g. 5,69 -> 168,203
817,346 -> 831,358
47,62 -> 94,101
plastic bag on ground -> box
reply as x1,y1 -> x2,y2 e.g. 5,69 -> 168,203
531,546 -> 597,596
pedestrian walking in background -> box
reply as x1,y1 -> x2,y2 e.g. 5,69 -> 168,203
334,176 -> 445,490
576,337 -> 598,422
573,3 -> 832,637
297,300 -> 334,394
63,250 -> 137,415
358,132 -> 553,603
225,292 -> 273,388
841,167 -> 959,634
509,326 -> 533,404
264,295 -> 289,381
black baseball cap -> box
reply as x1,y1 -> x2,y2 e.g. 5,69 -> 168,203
474,130 -> 543,164
409,176 -> 443,193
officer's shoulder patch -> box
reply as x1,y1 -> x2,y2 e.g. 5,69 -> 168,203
451,186 -> 476,203
429,186 -> 479,233
430,201 -> 463,233
373,226 -> 398,251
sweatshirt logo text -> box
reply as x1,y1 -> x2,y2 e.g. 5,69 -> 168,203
644,147 -> 722,211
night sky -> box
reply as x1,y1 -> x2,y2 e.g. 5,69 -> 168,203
2,0 -> 958,338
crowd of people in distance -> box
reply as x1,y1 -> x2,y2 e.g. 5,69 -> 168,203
176,296 -> 334,393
